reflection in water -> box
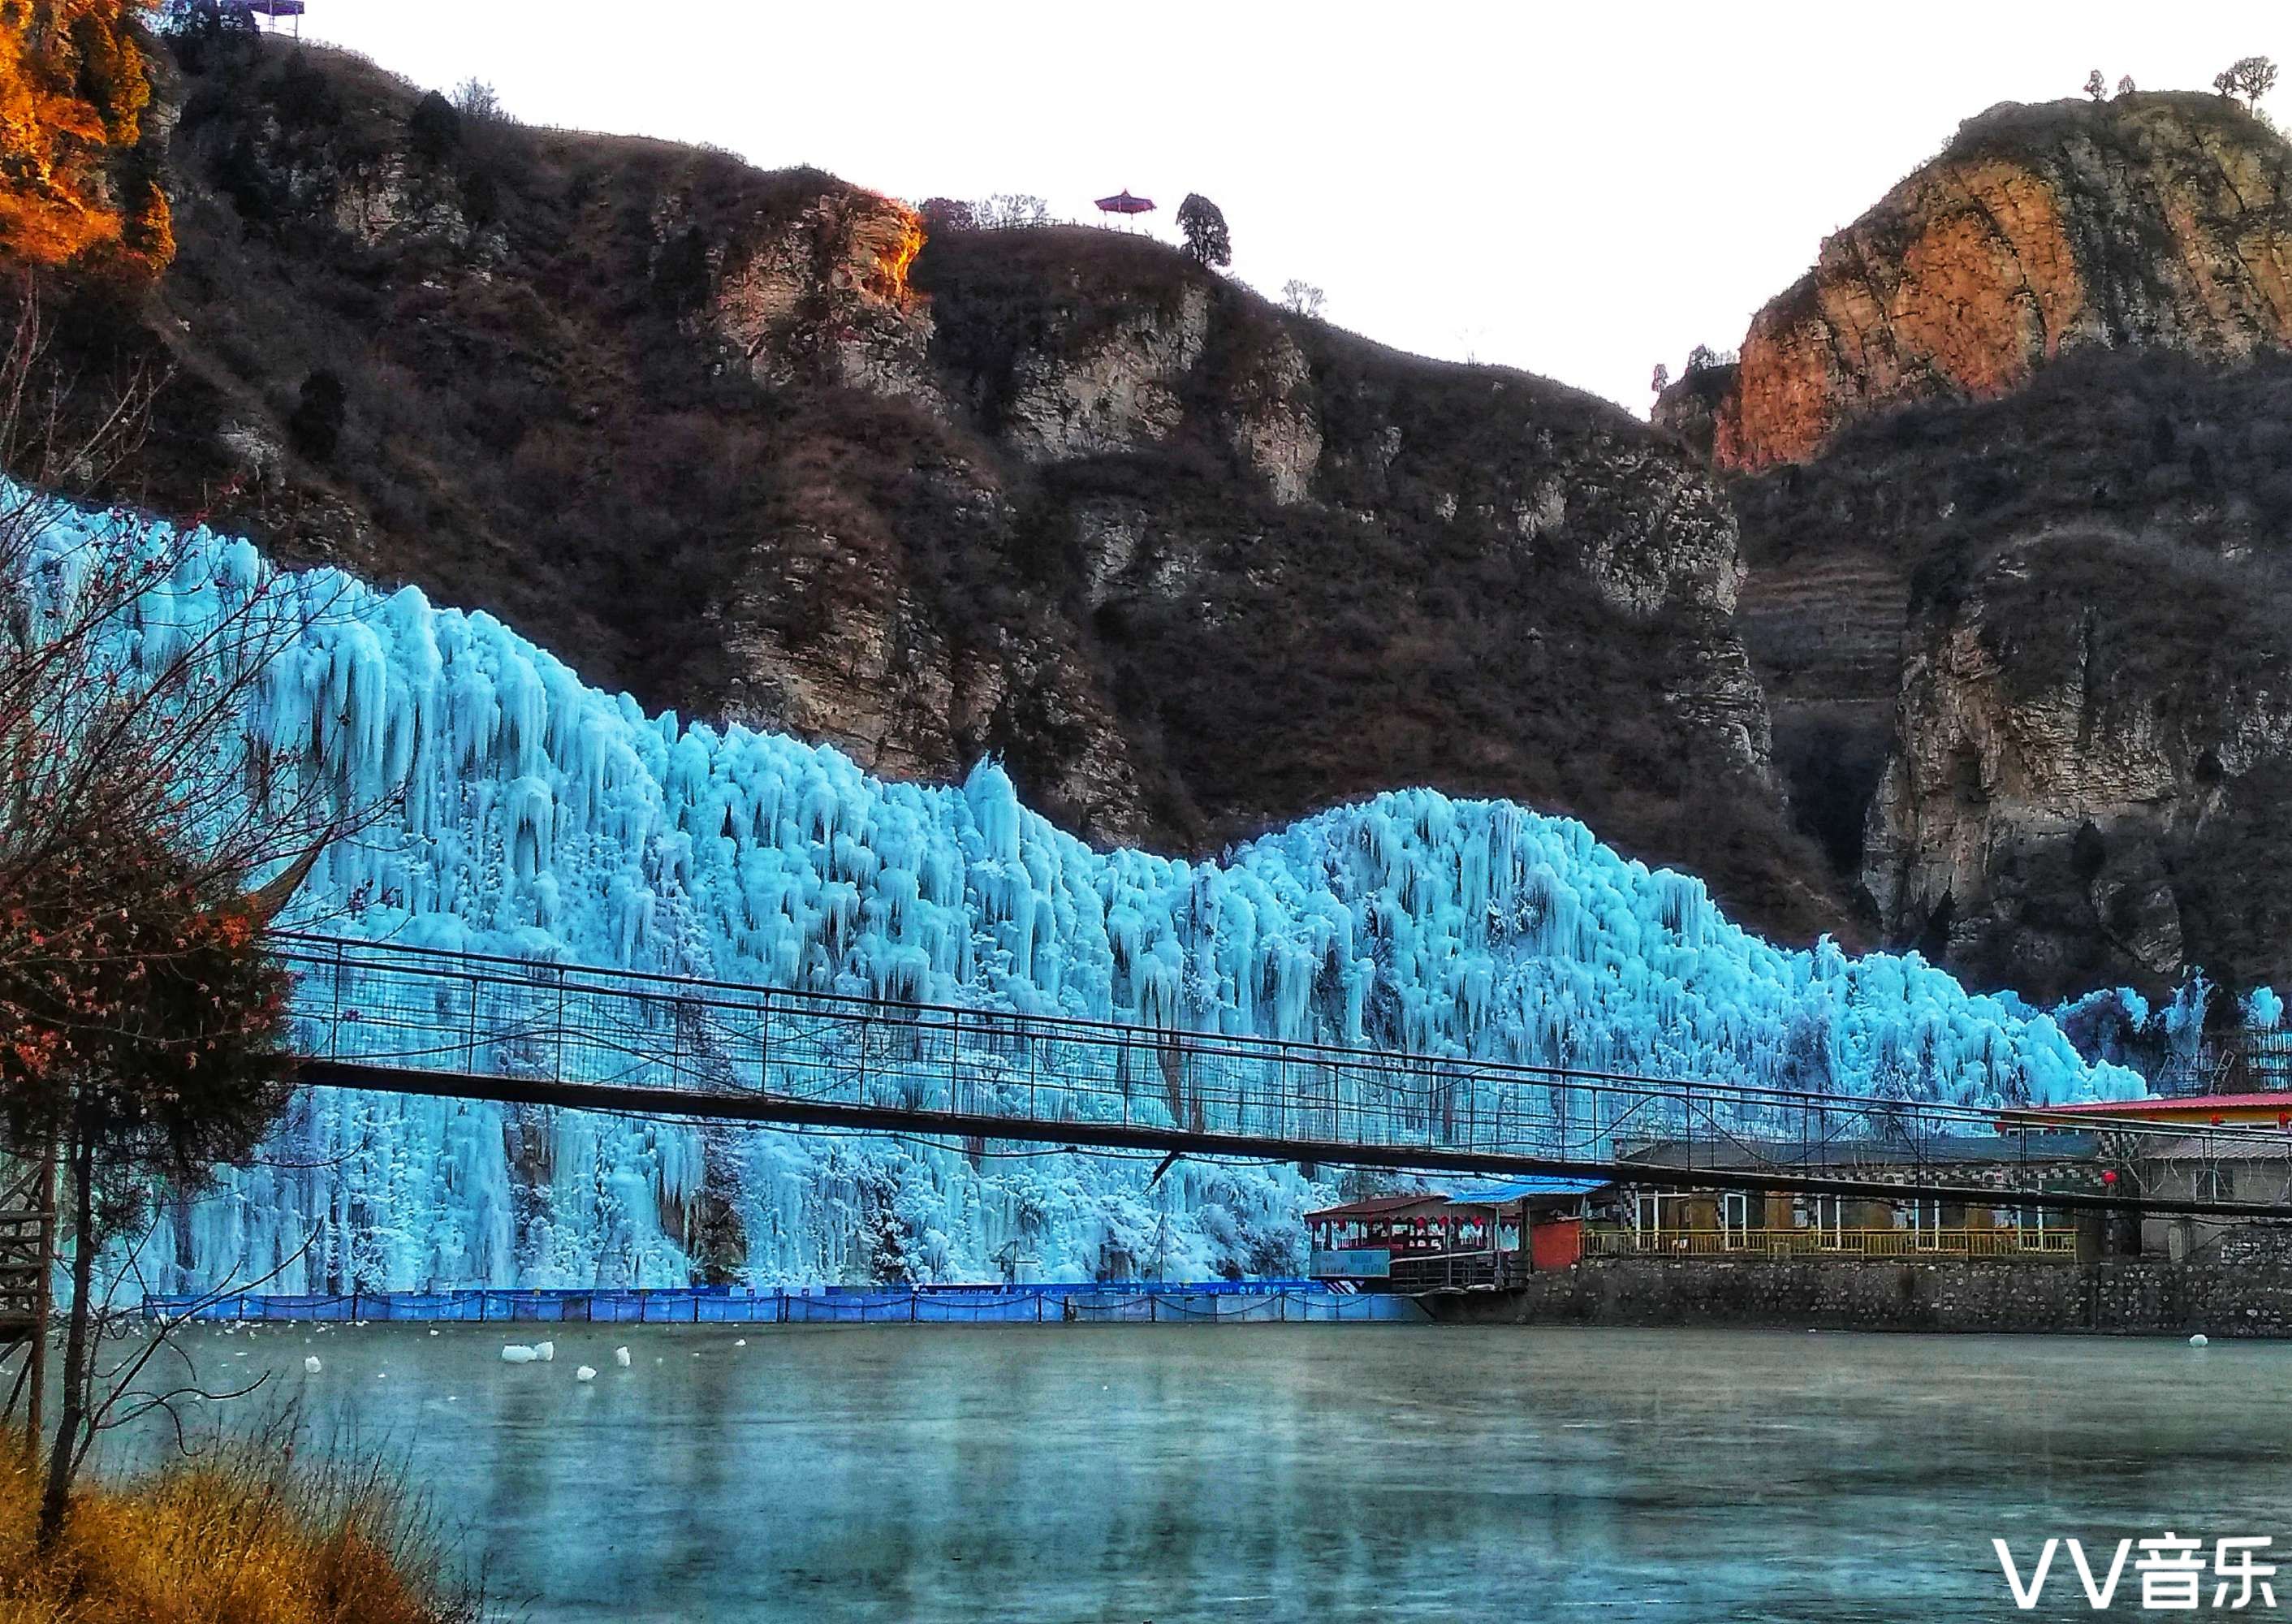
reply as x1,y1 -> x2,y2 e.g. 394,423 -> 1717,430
103,1324 -> 2292,1622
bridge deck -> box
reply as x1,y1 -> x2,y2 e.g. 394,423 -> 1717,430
280,934 -> 2292,1221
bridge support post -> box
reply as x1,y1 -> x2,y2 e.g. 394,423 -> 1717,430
0,1145 -> 56,1450
31,1144 -> 52,1448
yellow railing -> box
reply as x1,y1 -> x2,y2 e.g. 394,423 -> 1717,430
1582,1227 -> 2080,1261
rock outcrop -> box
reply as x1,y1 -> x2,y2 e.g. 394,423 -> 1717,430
1729,338 -> 2292,1000
1673,92 -> 2292,1000
702,187 -> 942,407
1707,93 -> 2292,471
1865,528 -> 2292,1000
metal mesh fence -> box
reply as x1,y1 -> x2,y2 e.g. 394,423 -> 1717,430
275,933 -> 2139,1189
140,1283 -> 1424,1326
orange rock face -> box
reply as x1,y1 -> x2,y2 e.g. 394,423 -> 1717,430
0,0 -> 170,277
1713,94 -> 2292,470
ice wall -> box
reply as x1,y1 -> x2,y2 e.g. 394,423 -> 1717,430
13,489 -> 2143,1293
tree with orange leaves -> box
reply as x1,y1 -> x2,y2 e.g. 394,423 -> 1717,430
0,0 -> 174,277
0,289 -> 343,1547
3,817 -> 296,1548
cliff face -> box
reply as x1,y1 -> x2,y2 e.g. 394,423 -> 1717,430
1711,93 -> 2292,471
27,34 -> 1848,943
1695,95 -> 2292,1000
1865,527 -> 2292,1000
1729,328 -> 2292,999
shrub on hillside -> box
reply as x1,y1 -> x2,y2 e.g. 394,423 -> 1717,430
407,91 -> 461,164
919,197 -> 977,232
287,369 -> 347,460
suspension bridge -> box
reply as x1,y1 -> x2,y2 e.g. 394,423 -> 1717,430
277,933 -> 2292,1222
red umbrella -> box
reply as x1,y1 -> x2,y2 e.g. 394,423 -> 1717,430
1094,190 -> 1156,216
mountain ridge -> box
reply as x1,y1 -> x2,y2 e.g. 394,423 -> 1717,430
1667,91 -> 2292,1002
17,29 -> 1851,953
1663,90 -> 2292,471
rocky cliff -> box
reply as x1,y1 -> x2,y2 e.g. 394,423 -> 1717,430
1864,524 -> 2292,1000
1727,283 -> 2292,1001
1660,92 -> 2292,1001
1695,93 -> 2292,472
19,32 -> 1847,944
1837,352 -> 2292,1000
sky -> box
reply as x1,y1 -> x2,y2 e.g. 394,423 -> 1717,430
298,1 -> 2288,415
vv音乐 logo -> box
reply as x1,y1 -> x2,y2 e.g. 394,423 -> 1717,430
1995,1535 -> 2278,1611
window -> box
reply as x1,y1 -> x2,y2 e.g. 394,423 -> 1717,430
1803,1195 -> 1845,1242
1635,1193 -> 1692,1236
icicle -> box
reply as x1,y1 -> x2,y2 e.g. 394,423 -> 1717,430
8,477 -> 2140,1298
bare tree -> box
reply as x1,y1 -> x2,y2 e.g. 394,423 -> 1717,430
974,193 -> 1050,229
0,282 -> 383,1547
918,197 -> 977,233
1279,279 -> 1326,319
0,292 -> 353,974
2117,75 -> 2136,97
451,77 -> 507,124
2222,55 -> 2281,109
1650,362 -> 1671,396
2085,68 -> 2105,101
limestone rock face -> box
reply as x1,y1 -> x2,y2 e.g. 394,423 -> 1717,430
1710,93 -> 2292,470
1001,283 -> 1211,462
706,189 -> 942,408
1219,326 -> 1322,506
1554,438 -> 1746,620
328,152 -> 496,259
710,510 -> 1156,847
1863,531 -> 2292,1000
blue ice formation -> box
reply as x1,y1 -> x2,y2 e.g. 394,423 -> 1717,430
15,487 -> 2143,1293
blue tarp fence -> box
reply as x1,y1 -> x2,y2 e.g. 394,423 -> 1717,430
140,1282 -> 1426,1326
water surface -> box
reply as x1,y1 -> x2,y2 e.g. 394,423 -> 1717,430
111,1324 -> 2292,1621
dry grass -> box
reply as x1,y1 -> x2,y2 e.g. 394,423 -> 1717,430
0,1442 -> 482,1624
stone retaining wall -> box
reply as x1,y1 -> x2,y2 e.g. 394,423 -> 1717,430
1424,1259 -> 2292,1337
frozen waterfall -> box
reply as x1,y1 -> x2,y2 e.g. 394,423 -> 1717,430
12,487 -> 2142,1293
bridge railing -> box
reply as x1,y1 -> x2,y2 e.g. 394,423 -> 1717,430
1582,1226 -> 2081,1261
272,934 -> 2156,1187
